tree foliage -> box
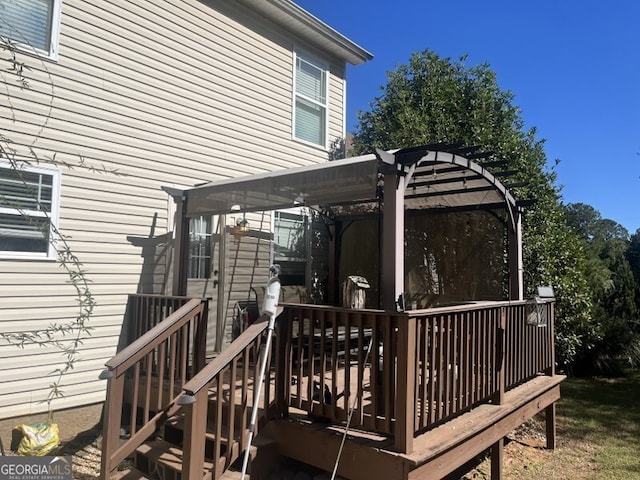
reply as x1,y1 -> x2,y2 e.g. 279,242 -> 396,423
565,203 -> 640,374
351,49 -> 591,368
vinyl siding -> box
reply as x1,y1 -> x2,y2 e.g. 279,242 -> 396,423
0,0 -> 349,418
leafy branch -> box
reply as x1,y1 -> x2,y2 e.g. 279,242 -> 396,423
0,35 -> 120,409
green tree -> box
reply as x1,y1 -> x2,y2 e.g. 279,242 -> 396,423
352,49 -> 591,368
628,229 -> 640,312
566,203 -> 639,374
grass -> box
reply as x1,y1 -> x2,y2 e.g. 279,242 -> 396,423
501,371 -> 640,479
559,372 -> 640,478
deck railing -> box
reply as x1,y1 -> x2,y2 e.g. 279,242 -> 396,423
277,305 -> 411,450
100,297 -> 208,479
124,294 -> 197,345
277,300 -> 555,454
101,296 -> 556,477
177,316 -> 273,480
504,301 -> 555,389
412,304 -> 501,432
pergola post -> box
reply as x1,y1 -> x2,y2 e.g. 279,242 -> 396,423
382,165 -> 405,312
162,187 -> 190,296
508,208 -> 523,301
171,193 -> 189,296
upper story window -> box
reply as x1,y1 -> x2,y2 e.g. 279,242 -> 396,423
0,0 -> 62,59
293,51 -> 328,148
0,162 -> 60,259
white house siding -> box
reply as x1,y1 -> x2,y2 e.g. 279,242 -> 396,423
0,0 -> 350,419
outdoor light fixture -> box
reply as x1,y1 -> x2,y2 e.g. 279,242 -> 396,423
231,215 -> 250,236
525,286 -> 555,327
293,194 -> 305,206
176,393 -> 196,405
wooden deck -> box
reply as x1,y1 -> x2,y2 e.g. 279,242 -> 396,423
101,295 -> 563,480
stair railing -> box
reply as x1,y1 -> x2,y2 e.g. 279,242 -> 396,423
178,315 -> 273,480
100,297 -> 208,479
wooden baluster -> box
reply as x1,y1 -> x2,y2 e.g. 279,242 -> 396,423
195,301 -> 208,373
493,307 -> 506,405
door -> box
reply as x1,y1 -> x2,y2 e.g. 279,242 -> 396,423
186,214 -> 223,355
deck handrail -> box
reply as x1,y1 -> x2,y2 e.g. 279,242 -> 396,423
105,298 -> 206,376
124,294 -> 197,345
178,313 -> 275,480
182,314 -> 271,396
100,296 -> 208,479
409,299 -> 529,314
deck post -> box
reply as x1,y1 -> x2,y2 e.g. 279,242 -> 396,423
194,300 -> 209,372
395,314 -> 416,454
493,307 -> 506,405
545,402 -> 557,450
275,309 -> 291,418
491,437 -> 504,480
182,388 -> 209,480
99,374 -> 124,479
546,302 -> 556,376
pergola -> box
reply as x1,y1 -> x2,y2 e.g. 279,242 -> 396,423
166,144 -> 525,314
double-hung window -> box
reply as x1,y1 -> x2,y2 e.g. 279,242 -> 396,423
0,0 -> 62,59
0,162 -> 60,259
293,51 -> 328,148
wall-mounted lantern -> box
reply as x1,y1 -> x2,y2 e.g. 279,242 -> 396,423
526,286 -> 555,327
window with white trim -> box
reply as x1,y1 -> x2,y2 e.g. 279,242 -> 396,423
0,162 -> 60,259
274,209 -> 309,286
188,216 -> 213,279
293,51 -> 328,148
0,0 -> 62,59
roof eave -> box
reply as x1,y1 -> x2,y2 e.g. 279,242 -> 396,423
238,0 -> 373,65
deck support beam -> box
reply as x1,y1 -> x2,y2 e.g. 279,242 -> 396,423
407,377 -> 563,480
491,437 -> 504,480
545,403 -> 557,450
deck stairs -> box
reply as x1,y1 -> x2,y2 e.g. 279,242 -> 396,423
107,376 -> 278,480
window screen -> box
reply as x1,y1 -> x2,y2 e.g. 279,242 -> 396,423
294,52 -> 327,147
0,163 -> 58,257
0,0 -> 59,56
